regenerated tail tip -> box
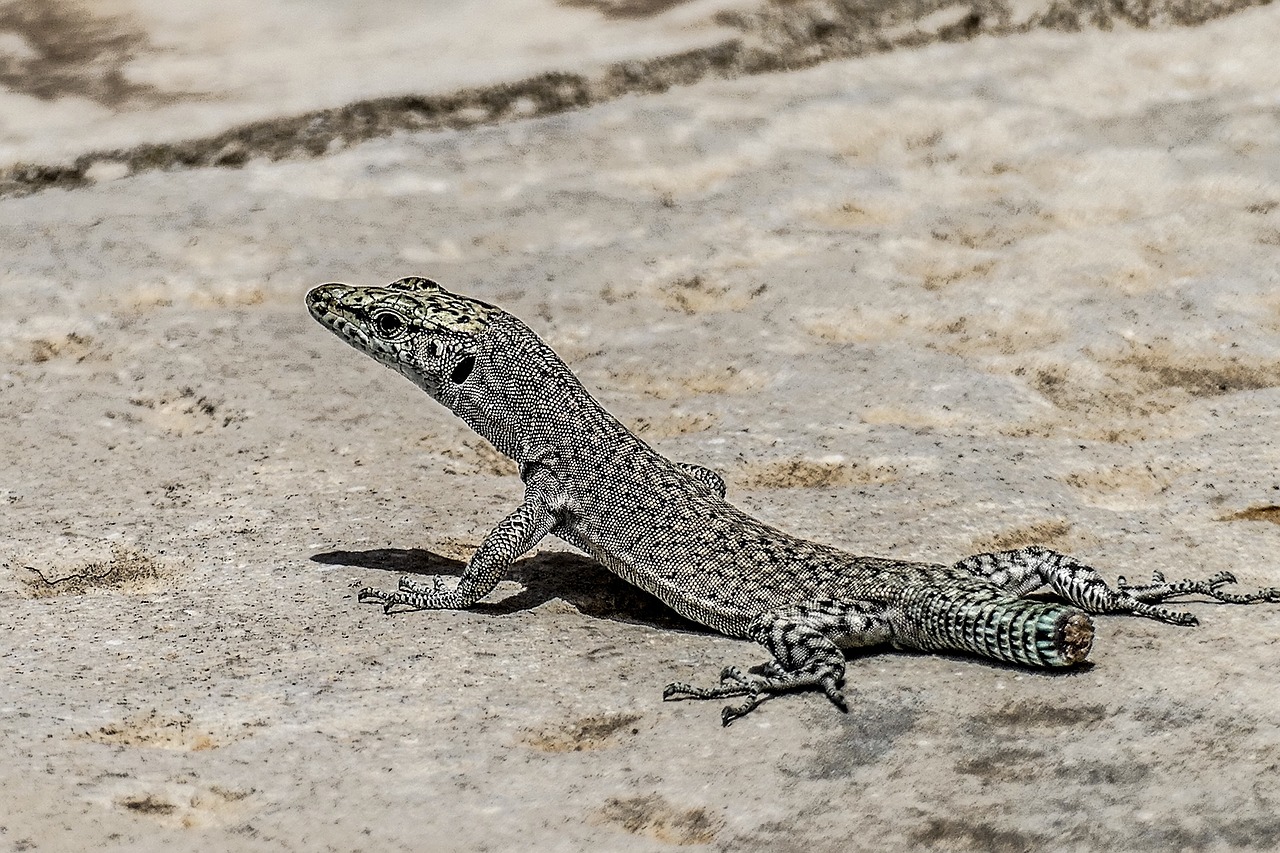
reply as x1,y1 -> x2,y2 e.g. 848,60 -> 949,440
1056,610 -> 1094,665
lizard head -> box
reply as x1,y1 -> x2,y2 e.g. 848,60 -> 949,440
306,276 -> 501,400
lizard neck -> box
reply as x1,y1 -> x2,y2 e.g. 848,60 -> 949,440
446,316 -> 637,466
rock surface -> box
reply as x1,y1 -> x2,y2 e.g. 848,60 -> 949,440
2,2 -> 1279,850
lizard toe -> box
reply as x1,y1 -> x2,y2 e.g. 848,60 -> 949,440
820,681 -> 848,713
721,694 -> 765,726
663,682 -> 691,700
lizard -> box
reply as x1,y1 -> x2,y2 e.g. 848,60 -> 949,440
306,276 -> 1280,725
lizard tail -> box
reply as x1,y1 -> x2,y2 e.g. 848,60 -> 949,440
920,598 -> 1094,667
1025,605 -> 1094,667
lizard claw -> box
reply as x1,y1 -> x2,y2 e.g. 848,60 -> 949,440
357,585 -> 402,614
820,678 -> 848,713
663,682 -> 691,700
1120,569 -> 1169,591
1158,609 -> 1198,627
1207,571 -> 1238,588
721,694 -> 765,726
718,666 -> 753,688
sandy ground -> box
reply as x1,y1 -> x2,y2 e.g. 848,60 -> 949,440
3,1 -> 1280,851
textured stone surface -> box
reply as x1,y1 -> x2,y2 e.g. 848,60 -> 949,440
2,3 -> 1279,851
3,0 -> 1272,195
0,0 -> 757,166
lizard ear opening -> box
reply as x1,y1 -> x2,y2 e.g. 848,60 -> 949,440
450,355 -> 476,385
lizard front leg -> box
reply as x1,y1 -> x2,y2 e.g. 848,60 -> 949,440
359,489 -> 558,613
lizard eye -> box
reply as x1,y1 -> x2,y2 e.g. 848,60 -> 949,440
374,311 -> 404,337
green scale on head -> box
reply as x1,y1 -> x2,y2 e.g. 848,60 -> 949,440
305,276 -> 503,399
308,276 -> 500,334
386,276 -> 502,333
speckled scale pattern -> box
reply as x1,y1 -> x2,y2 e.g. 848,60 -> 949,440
306,278 -> 1280,725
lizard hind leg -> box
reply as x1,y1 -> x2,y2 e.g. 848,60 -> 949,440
664,600 -> 886,725
955,546 -> 1280,626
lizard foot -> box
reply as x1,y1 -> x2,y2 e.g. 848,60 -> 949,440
663,672 -> 767,727
358,577 -> 449,612
663,666 -> 756,702
357,585 -> 423,613
1119,570 -> 1280,607
357,575 -> 478,612
664,666 -> 847,726
717,673 -> 848,726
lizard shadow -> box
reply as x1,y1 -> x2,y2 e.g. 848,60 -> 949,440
894,648 -> 1095,677
310,547 -> 710,634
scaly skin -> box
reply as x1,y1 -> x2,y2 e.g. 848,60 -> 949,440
306,277 -> 1280,725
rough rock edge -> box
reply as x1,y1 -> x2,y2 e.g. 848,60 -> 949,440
0,0 -> 1271,200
